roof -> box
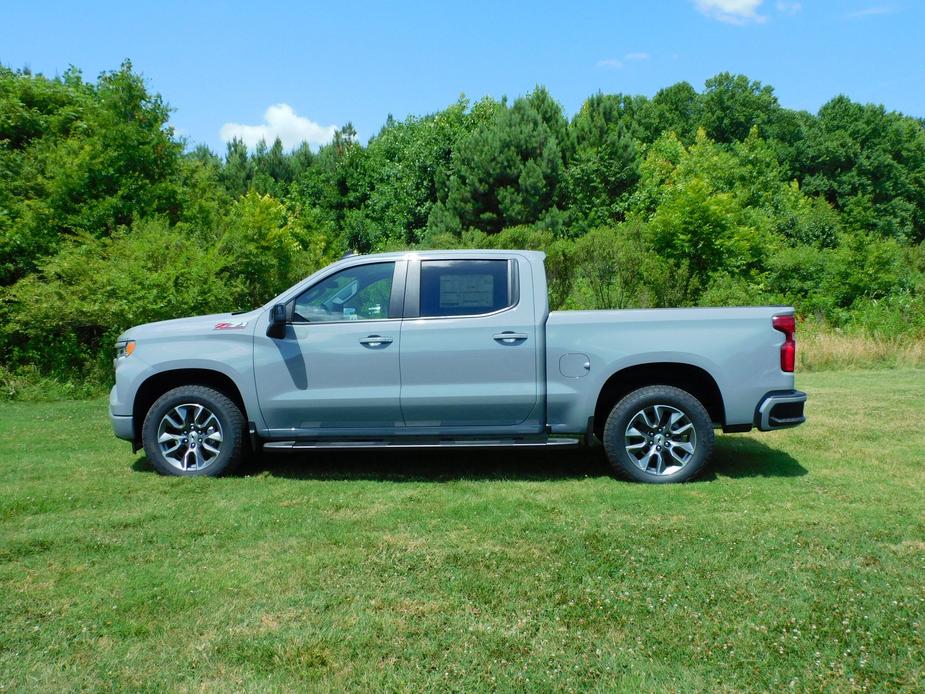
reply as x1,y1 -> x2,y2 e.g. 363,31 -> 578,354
337,249 -> 546,262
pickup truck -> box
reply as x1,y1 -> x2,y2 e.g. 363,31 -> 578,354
110,250 -> 806,483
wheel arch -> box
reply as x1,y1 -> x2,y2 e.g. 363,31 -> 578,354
593,362 -> 725,437
132,369 -> 248,441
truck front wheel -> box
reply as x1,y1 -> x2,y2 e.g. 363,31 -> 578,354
602,385 -> 714,483
141,385 -> 247,477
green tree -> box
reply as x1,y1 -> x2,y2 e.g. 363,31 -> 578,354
567,94 -> 640,228
701,72 -> 781,143
362,98 -> 482,246
796,96 -> 925,242
217,192 -> 329,308
633,131 -> 778,299
2,219 -> 236,376
0,61 -> 183,283
638,81 -> 702,143
574,224 -> 651,309
430,89 -> 567,235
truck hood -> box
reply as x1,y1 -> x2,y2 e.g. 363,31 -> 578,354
117,309 -> 263,342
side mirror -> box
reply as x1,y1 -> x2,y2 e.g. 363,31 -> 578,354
266,303 -> 288,339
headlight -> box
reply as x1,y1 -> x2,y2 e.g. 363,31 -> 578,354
115,340 -> 136,359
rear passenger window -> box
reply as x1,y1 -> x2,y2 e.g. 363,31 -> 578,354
420,260 -> 511,317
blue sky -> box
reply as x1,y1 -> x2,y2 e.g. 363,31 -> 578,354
2,1 -> 922,152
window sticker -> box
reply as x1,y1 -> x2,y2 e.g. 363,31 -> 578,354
439,274 -> 494,308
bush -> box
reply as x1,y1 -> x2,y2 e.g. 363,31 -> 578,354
574,224 -> 652,309
1,219 -> 239,377
0,364 -> 106,400
699,273 -> 765,307
217,192 -> 334,308
840,294 -> 925,339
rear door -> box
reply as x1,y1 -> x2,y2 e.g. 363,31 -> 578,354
398,256 -> 541,430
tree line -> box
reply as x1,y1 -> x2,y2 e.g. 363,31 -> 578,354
1,61 -> 924,387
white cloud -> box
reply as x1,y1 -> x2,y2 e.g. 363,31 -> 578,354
845,6 -> 895,19
694,0 -> 766,24
776,1 -> 802,14
596,58 -> 623,70
596,52 -> 650,70
219,104 -> 337,150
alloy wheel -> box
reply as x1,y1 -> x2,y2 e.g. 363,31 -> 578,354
156,403 -> 224,472
624,404 -> 697,475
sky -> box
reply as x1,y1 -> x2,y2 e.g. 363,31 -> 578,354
2,0 -> 923,152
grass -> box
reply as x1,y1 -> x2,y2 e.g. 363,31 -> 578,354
798,331 -> 925,372
1,370 -> 923,692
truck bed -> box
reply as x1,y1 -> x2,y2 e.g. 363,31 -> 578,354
544,307 -> 796,433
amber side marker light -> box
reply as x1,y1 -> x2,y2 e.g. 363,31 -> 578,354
115,340 -> 136,358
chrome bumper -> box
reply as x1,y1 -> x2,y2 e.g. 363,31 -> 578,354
756,390 -> 807,431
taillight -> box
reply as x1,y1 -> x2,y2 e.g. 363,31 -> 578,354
772,315 -> 796,372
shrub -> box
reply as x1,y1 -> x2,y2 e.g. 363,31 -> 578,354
1,219 -> 238,377
574,224 -> 651,309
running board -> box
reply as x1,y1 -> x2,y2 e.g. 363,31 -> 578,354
262,437 -> 580,451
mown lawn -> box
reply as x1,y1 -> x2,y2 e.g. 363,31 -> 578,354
1,370 -> 923,692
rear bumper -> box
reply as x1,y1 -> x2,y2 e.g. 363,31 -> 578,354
755,390 -> 807,431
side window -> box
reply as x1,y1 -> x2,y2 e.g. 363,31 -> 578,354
420,260 -> 511,317
293,262 -> 394,322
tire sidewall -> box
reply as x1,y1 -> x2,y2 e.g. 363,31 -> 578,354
602,386 -> 714,484
141,387 -> 244,477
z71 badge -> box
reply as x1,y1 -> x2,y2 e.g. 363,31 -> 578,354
213,321 -> 248,330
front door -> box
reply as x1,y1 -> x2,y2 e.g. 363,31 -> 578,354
253,261 -> 404,435
399,257 -> 541,430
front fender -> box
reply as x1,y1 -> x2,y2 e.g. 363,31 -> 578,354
113,323 -> 266,433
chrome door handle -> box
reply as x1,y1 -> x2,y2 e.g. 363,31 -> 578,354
493,332 -> 528,343
359,335 -> 393,347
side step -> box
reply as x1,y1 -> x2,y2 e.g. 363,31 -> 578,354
263,437 -> 580,451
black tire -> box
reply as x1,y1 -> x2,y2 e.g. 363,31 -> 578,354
602,385 -> 714,484
141,385 -> 247,477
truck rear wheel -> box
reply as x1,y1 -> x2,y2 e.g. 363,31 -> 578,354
141,385 -> 247,477
602,385 -> 714,483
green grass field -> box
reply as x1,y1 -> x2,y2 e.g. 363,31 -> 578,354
1,370 -> 923,692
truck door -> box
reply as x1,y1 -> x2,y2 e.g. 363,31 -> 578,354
253,261 -> 405,435
398,256 -> 541,430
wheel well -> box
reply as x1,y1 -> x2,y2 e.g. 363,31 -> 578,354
132,369 -> 248,441
593,362 -> 725,436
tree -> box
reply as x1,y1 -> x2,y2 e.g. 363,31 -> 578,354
362,98 -> 480,246
574,224 -> 650,309
565,93 -> 643,228
219,138 -> 252,197
633,131 -> 779,299
639,81 -> 702,143
796,96 -> 925,242
431,88 -> 567,235
217,192 -> 329,307
0,61 -> 183,283
701,72 -> 781,143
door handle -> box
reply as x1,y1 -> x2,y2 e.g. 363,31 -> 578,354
359,335 -> 393,347
493,332 -> 528,344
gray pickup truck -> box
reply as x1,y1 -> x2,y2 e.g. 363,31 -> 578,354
110,250 -> 806,482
